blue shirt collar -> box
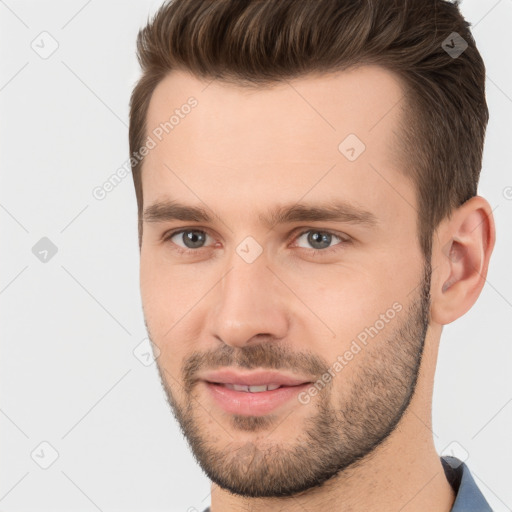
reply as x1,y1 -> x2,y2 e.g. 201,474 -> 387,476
441,455 -> 493,511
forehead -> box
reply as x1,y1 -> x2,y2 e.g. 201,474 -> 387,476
142,65 -> 414,226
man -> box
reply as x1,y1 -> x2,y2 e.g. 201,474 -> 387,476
129,0 -> 495,510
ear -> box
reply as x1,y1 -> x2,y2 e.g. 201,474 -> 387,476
430,196 -> 496,325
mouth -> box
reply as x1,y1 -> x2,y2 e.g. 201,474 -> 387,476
200,368 -> 313,388
199,369 -> 314,416
207,382 -> 303,392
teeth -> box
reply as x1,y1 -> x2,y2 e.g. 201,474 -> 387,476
224,383 -> 282,392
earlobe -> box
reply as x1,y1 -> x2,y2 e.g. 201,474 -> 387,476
430,196 -> 495,325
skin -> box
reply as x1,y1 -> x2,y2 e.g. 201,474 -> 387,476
139,65 -> 495,512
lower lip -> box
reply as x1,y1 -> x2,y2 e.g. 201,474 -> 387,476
203,381 -> 311,416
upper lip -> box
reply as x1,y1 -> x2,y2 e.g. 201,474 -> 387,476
201,369 -> 314,387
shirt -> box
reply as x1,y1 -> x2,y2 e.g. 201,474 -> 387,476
201,455 -> 493,511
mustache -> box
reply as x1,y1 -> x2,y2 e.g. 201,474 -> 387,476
181,342 -> 328,393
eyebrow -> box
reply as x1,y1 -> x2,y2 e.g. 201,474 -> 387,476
142,199 -> 378,229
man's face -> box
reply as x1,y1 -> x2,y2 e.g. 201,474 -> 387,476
140,65 -> 431,497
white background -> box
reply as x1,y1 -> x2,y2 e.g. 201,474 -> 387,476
1,1 -> 511,511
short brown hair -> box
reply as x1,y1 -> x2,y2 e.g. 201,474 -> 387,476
129,0 -> 488,258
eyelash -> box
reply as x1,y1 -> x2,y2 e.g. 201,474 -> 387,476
162,228 -> 351,256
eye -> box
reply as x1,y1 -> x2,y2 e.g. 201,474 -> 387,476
162,227 -> 350,255
164,229 -> 214,253
292,229 -> 349,253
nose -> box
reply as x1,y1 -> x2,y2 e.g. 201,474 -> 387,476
207,253 -> 289,349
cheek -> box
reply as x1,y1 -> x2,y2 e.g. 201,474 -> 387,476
140,255 -> 206,359
287,267 -> 414,371
140,253 -> 180,341
140,248 -> 185,308
288,266 -> 395,330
